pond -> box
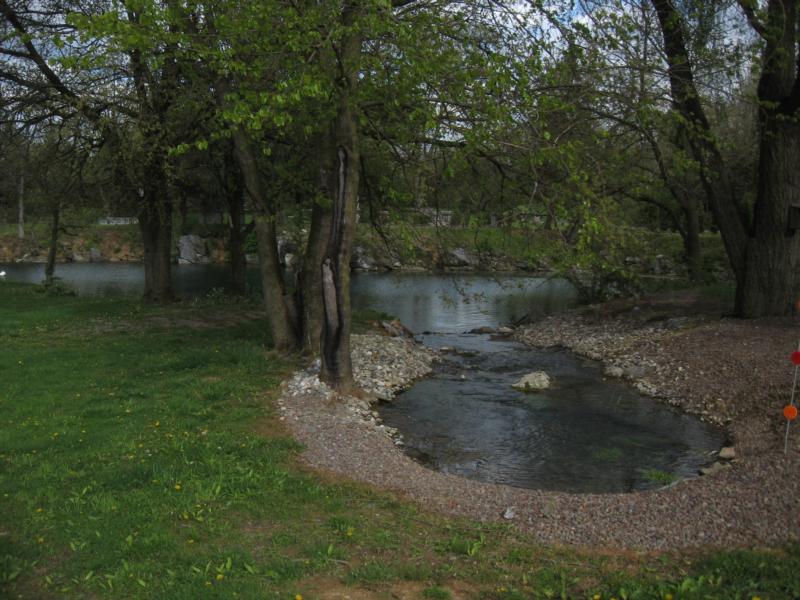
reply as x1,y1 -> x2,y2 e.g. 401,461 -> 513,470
1,261 -> 724,492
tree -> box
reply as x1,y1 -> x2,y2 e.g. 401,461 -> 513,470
651,0 -> 800,316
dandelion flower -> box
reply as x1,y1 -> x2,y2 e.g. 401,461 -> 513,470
295,595 -> 303,600
216,574 -> 224,581
174,484 -> 182,491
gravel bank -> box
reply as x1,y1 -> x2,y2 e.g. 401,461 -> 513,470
278,309 -> 800,550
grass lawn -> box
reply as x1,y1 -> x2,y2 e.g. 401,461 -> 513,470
0,282 -> 797,599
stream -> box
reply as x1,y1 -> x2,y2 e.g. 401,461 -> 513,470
1,264 -> 725,492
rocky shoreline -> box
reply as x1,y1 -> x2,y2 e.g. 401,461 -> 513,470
277,298 -> 800,550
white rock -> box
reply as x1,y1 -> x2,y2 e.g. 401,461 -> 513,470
512,371 -> 551,392
604,365 -> 624,378
718,446 -> 736,460
503,506 -> 516,520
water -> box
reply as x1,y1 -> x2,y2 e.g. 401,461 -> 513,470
351,273 -> 575,332
0,263 -> 573,330
380,334 -> 725,493
0,262 -> 246,298
1,261 -> 724,492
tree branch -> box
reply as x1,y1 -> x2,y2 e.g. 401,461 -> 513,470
0,0 -> 78,99
736,0 -> 767,38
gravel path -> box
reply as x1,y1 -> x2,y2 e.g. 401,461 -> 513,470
278,305 -> 800,551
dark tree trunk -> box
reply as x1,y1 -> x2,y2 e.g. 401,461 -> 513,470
44,203 -> 59,287
255,215 -> 299,351
681,199 -> 702,281
320,8 -> 362,392
231,128 -> 299,351
652,0 -> 749,289
139,194 -> 175,304
651,0 -> 800,316
740,0 -> 800,316
227,187 -> 249,296
17,172 -> 24,240
300,199 -> 332,354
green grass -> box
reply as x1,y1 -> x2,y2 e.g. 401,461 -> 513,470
640,469 -> 679,486
1,281 -> 798,599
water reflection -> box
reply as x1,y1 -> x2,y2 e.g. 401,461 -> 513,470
0,264 -> 577,332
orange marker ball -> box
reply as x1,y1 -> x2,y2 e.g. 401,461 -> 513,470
785,405 -> 799,421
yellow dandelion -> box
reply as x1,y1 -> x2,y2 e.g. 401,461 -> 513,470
36,507 -> 43,513
593,595 -> 601,600
187,539 -> 195,544
174,484 -> 181,491
664,595 -> 673,600
216,573 -> 224,581
154,421 -> 160,427
295,595 -> 303,600
37,536 -> 44,543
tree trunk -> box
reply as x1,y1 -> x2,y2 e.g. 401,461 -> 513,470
300,201 -> 332,354
17,172 -> 24,240
227,188 -> 249,296
44,203 -> 59,287
651,0 -> 748,288
255,215 -> 299,351
681,200 -> 702,281
231,128 -> 299,351
139,195 -> 175,304
652,0 -> 800,316
739,0 -> 800,316
740,116 -> 800,317
320,9 -> 362,392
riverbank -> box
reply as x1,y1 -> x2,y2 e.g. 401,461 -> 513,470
1,223 -> 729,279
280,288 -> 800,551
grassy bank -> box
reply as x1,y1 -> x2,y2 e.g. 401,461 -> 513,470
1,282 -> 797,599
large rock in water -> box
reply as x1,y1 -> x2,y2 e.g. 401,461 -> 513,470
512,371 -> 551,392
177,234 -> 208,265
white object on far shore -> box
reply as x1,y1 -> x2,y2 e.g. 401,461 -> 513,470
0,271 -> 6,277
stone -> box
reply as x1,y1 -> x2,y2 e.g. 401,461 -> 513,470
700,461 -> 730,476
469,326 -> 497,334
503,507 -> 516,520
380,319 -> 414,338
663,317 -> 689,330
444,247 -> 479,268
177,234 -> 208,265
512,371 -> 551,392
497,326 -> 514,334
622,364 -> 647,379
718,446 -> 736,460
89,247 -> 103,262
351,245 -> 377,271
283,252 -> 298,271
604,365 -> 624,378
